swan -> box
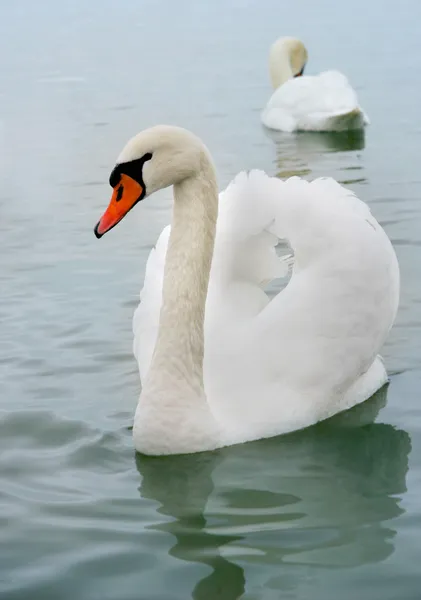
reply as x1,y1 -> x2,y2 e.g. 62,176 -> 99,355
94,125 -> 399,456
261,37 -> 369,132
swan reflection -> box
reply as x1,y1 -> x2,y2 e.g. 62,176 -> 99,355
264,128 -> 366,182
136,388 -> 410,599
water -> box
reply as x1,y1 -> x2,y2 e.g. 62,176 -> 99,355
1,0 -> 421,597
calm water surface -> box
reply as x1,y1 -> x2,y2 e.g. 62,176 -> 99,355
1,0 -> 421,598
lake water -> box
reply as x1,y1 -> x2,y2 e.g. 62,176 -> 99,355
1,0 -> 421,598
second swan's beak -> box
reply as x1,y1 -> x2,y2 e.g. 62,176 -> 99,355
94,174 -> 144,238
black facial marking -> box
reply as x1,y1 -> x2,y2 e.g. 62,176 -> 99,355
109,152 -> 153,189
109,168 -> 121,188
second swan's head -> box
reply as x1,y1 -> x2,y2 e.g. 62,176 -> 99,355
94,125 -> 207,238
269,37 -> 308,89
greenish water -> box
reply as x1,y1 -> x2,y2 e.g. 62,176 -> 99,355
1,0 -> 421,598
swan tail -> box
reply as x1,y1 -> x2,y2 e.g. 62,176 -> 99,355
322,107 -> 367,131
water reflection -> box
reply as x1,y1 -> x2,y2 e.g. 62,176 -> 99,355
136,390 -> 410,599
264,128 -> 365,181
138,452 -> 245,600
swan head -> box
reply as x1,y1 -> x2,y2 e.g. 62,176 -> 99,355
94,125 -> 207,238
269,37 -> 308,89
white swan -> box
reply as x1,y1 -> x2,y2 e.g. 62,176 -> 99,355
261,37 -> 369,132
94,125 -> 399,456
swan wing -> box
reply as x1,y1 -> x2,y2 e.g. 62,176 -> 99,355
203,172 -> 398,435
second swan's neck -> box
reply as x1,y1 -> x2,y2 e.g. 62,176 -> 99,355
269,42 -> 294,89
147,152 -> 218,396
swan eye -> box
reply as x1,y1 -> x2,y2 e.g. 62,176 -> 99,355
116,184 -> 124,202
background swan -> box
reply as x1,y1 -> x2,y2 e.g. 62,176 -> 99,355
261,37 -> 369,132
94,125 -> 399,456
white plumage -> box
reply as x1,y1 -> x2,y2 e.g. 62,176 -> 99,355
261,37 -> 369,132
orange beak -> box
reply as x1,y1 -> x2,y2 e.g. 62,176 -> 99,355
94,173 -> 144,238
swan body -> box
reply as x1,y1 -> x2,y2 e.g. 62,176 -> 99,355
261,37 -> 369,132
94,125 -> 399,455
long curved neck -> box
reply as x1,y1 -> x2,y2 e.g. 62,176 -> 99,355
269,43 -> 293,89
147,153 -> 218,397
